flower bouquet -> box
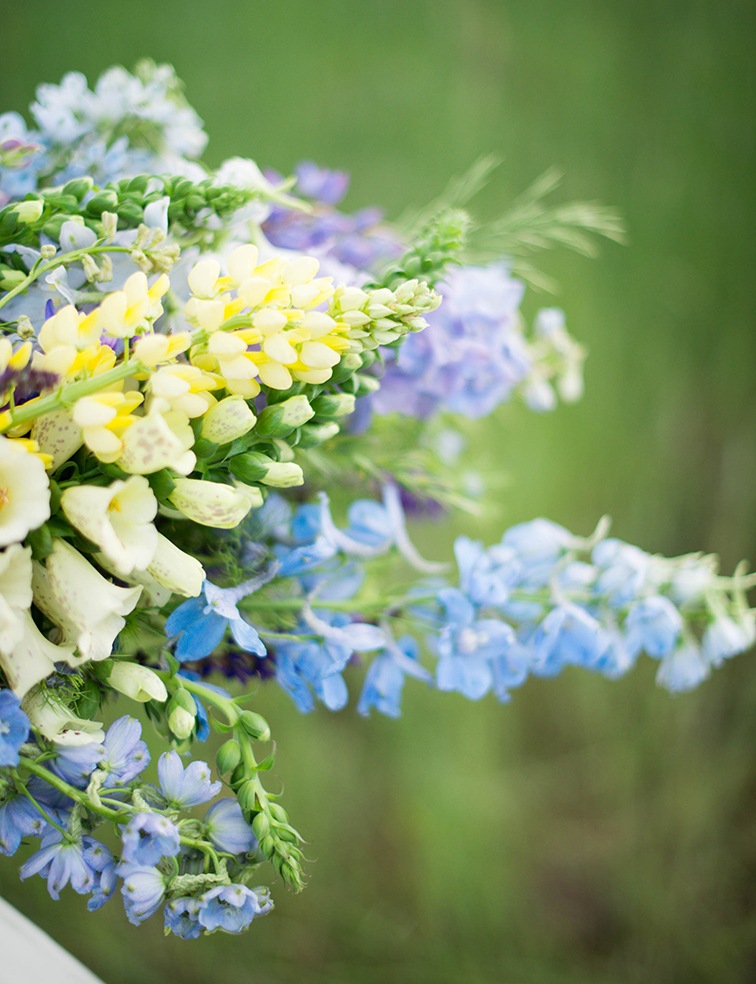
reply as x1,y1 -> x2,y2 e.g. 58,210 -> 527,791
0,62 -> 752,941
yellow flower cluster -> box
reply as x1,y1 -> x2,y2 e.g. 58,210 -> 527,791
185,245 -> 351,397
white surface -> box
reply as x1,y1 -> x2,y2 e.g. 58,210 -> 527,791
0,896 -> 105,984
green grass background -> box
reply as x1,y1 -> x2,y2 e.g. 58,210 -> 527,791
1,1 -> 755,981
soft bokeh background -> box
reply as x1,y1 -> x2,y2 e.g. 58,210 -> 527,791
2,1 -> 755,981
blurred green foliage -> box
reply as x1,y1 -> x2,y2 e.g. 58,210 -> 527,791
1,1 -> 755,981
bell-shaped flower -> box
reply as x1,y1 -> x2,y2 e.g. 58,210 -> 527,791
31,408 -> 84,472
0,543 -> 33,653
169,478 -> 257,529
116,406 -> 195,476
145,533 -> 205,598
31,539 -> 142,663
105,661 -> 168,703
200,395 -> 256,445
0,609 -> 75,698
22,687 -> 105,745
0,436 -> 50,547
61,475 -> 158,576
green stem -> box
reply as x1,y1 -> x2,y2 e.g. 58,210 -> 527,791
17,755 -> 125,822
13,773 -> 73,840
4,358 -> 148,431
0,245 -> 133,315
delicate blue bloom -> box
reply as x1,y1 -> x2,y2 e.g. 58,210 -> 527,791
176,669 -> 233,743
203,799 -> 256,855
358,636 -> 432,718
530,602 -> 604,676
701,613 -> 756,666
294,160 -> 350,205
0,794 -> 52,855
0,689 -> 30,767
592,539 -> 651,605
121,813 -> 181,866
167,577 -> 268,661
656,642 -> 710,693
116,862 -> 167,925
198,884 -> 272,933
49,741 -> 105,788
20,832 -> 101,900
624,596 -> 682,659
158,750 -> 221,808
100,716 -> 150,787
84,840 -> 117,910
164,896 -> 204,939
434,588 -> 517,699
502,518 -> 576,588
454,536 -> 520,608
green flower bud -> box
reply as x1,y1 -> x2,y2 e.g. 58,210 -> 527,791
85,191 -> 119,216
260,462 -> 304,488
237,779 -> 259,813
310,393 -> 356,419
353,374 -> 381,397
62,177 -> 94,201
239,710 -> 271,742
229,451 -> 274,484
268,802 -> 288,823
170,689 -> 197,714
216,739 -> 242,774
0,267 -> 26,290
254,395 -> 314,438
252,813 -> 271,840
12,200 -> 44,223
259,835 -> 276,860
167,691 -> 197,740
296,422 -> 340,449
230,763 -> 246,788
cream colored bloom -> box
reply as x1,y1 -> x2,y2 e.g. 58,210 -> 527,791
145,533 -> 205,597
106,661 -> 168,703
0,611 -> 76,698
169,478 -> 257,528
22,686 -> 104,745
32,539 -> 142,663
0,436 -> 50,547
60,476 -> 158,576
31,408 -> 84,472
0,543 -> 32,653
116,406 -> 196,476
200,395 -> 256,444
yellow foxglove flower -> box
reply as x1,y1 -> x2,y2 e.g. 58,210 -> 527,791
0,611 -> 76,699
149,364 -> 220,418
133,331 -> 192,367
0,543 -> 32,654
60,475 -> 159,576
0,435 -> 50,547
200,395 -> 256,444
31,408 -> 84,471
32,540 -> 142,663
73,390 -> 144,462
169,478 -> 257,528
116,406 -> 195,476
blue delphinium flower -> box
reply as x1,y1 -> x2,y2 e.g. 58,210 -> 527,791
203,799 -> 256,855
121,813 -> 181,866
85,840 -> 117,911
166,576 -> 269,662
20,832 -> 106,900
197,884 -> 272,933
0,689 -> 30,767
158,750 -> 221,808
116,862 -> 167,925
0,794 -> 52,855
49,741 -> 105,788
164,896 -> 204,939
100,716 -> 150,788
358,635 -> 432,718
433,588 -> 517,700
